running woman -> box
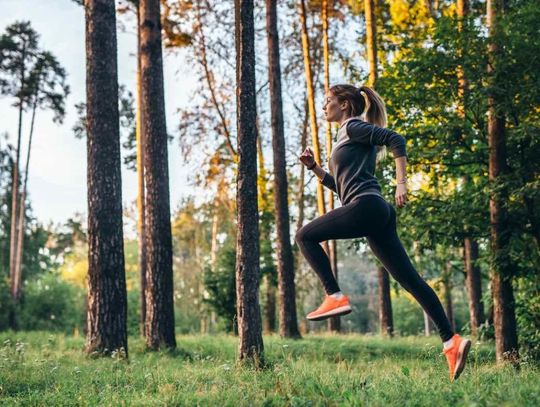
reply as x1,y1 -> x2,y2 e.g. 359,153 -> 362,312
296,84 -> 471,381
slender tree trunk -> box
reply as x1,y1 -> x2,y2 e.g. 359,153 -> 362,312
84,0 -> 128,357
364,0 -> 378,88
321,0 -> 340,333
457,0 -> 484,336
365,0 -> 394,336
265,0 -> 301,339
464,237 -> 484,336
13,97 -> 38,299
9,45 -> 27,307
299,0 -> 327,220
235,0 -> 264,366
195,2 -> 237,161
296,98 -> 309,236
136,4 -> 147,337
140,0 -> 176,350
377,265 -> 394,336
487,0 -> 518,363
413,241 -> 432,336
256,133 -> 276,334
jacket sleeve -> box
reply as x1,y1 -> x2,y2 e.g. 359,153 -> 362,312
319,171 -> 337,193
346,119 -> 407,159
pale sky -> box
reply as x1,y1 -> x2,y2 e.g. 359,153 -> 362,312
1,0 -> 197,234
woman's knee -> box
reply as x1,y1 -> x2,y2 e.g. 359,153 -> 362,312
295,225 -> 311,244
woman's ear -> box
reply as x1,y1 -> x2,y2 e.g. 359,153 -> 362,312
340,101 -> 348,112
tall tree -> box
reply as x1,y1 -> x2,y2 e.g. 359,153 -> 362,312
0,22 -> 39,311
13,51 -> 69,305
456,0 -> 484,337
299,0 -> 327,220
321,0 -> 341,333
364,0 -> 394,337
486,0 -> 518,362
84,0 -> 128,356
139,0 -> 176,349
265,0 -> 301,339
235,0 -> 264,365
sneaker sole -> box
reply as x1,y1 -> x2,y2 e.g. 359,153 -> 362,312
453,338 -> 471,381
307,305 -> 352,321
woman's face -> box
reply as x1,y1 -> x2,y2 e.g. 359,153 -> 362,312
323,92 -> 347,123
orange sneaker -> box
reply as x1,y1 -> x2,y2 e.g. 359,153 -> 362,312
306,294 -> 352,321
443,333 -> 471,381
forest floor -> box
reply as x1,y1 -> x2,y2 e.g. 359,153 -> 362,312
0,331 -> 538,406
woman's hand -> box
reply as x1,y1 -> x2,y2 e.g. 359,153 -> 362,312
395,183 -> 408,208
299,147 -> 317,169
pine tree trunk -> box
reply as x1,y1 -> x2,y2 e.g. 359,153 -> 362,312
366,0 -> 395,337
364,0 -> 378,88
299,0 -> 327,219
13,97 -> 37,306
136,4 -> 147,337
456,0 -> 485,337
378,265 -> 394,336
487,0 -> 518,362
84,0 -> 128,357
9,49 -> 26,307
265,0 -> 301,339
321,0 -> 340,334
139,0 -> 176,350
235,0 -> 264,366
464,237 -> 484,336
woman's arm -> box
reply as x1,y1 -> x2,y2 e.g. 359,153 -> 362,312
311,164 -> 337,193
395,156 -> 408,207
347,120 -> 407,159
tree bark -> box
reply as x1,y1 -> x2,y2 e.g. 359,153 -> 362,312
456,0 -> 485,339
235,0 -> 264,366
378,265 -> 394,337
299,0 -> 327,220
140,0 -> 176,350
136,3 -> 147,338
364,0 -> 378,88
13,94 -> 38,302
366,0 -> 395,336
487,0 -> 518,362
256,132 -> 276,334
321,0 -> 340,334
9,42 -> 27,307
84,0 -> 128,357
265,0 -> 301,339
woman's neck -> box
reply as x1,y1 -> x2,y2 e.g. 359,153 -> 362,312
338,115 -> 355,128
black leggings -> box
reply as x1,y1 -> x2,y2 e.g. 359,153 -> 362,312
295,194 -> 454,342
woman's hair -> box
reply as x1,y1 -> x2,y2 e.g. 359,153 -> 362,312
329,84 -> 388,163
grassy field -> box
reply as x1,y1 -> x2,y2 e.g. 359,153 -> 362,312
0,331 -> 538,406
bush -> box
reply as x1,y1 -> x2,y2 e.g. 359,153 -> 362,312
392,294 -> 425,336
17,273 -> 85,333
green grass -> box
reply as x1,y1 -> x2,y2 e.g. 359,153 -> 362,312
0,331 -> 538,406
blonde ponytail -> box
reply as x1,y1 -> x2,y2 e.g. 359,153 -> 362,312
360,85 -> 388,163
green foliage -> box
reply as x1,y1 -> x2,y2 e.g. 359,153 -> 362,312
202,244 -> 237,334
392,295 -> 425,336
72,85 -> 137,170
17,273 -> 85,333
515,276 -> 540,360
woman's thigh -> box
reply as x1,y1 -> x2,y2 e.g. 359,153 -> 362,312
296,196 -> 391,243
